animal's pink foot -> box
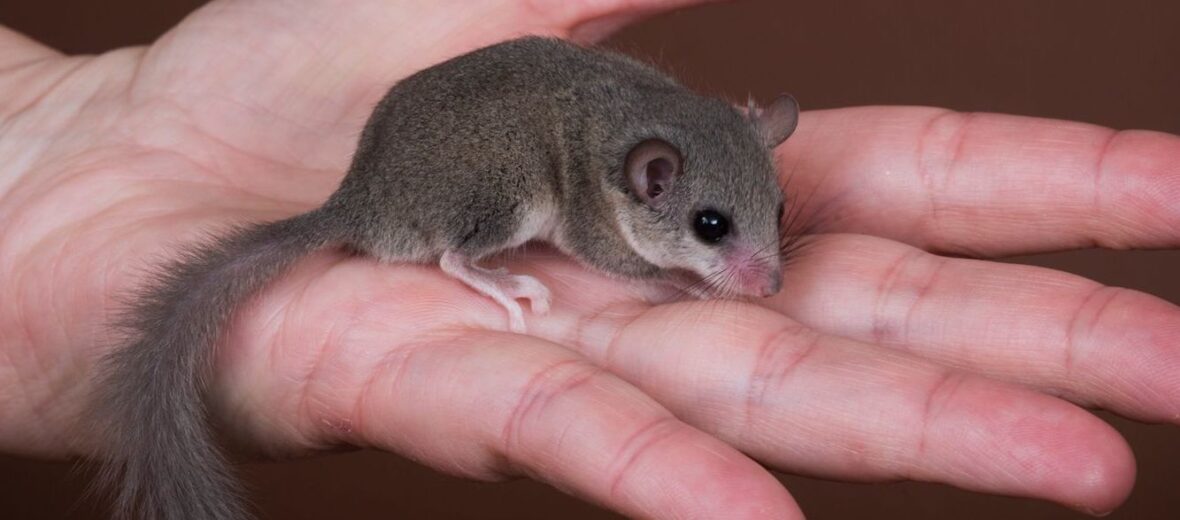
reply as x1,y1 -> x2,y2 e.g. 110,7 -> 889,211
439,251 -> 551,333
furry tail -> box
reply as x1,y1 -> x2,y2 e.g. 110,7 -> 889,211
95,210 -> 336,520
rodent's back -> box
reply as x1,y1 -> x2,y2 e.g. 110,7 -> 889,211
351,37 -> 678,163
386,37 -> 678,110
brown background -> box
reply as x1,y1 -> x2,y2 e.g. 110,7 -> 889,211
1,0 -> 1178,518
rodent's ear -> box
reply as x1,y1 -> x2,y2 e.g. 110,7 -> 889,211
751,94 -> 799,148
625,139 -> 683,207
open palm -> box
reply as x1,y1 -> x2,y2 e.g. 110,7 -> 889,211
3,1 -> 1179,518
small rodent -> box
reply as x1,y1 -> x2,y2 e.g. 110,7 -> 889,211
94,36 -> 799,520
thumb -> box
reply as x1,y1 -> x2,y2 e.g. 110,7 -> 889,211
562,0 -> 730,43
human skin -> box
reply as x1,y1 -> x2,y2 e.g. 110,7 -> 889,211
1,1 -> 1178,518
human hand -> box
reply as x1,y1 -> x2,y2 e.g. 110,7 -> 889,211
2,1 -> 1178,518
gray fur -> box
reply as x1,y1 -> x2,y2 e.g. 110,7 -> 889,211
96,210 -> 336,519
95,36 -> 799,519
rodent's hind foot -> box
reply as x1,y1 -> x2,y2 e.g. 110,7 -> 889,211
439,251 -> 551,333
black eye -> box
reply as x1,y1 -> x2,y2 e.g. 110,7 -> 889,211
693,209 -> 730,243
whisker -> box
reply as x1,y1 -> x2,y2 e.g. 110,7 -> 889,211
777,178 -> 824,267
747,238 -> 780,266
671,268 -> 727,300
719,267 -> 738,299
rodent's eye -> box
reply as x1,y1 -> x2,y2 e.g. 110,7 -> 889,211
693,209 -> 730,244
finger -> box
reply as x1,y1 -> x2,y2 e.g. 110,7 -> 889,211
778,106 -> 1180,256
0,25 -> 67,119
564,0 -> 729,43
217,256 -> 802,520
774,233 -> 1180,424
0,25 -> 59,71
539,296 -> 1135,514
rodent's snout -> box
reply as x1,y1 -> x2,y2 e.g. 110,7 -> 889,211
725,248 -> 783,298
736,265 -> 782,298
